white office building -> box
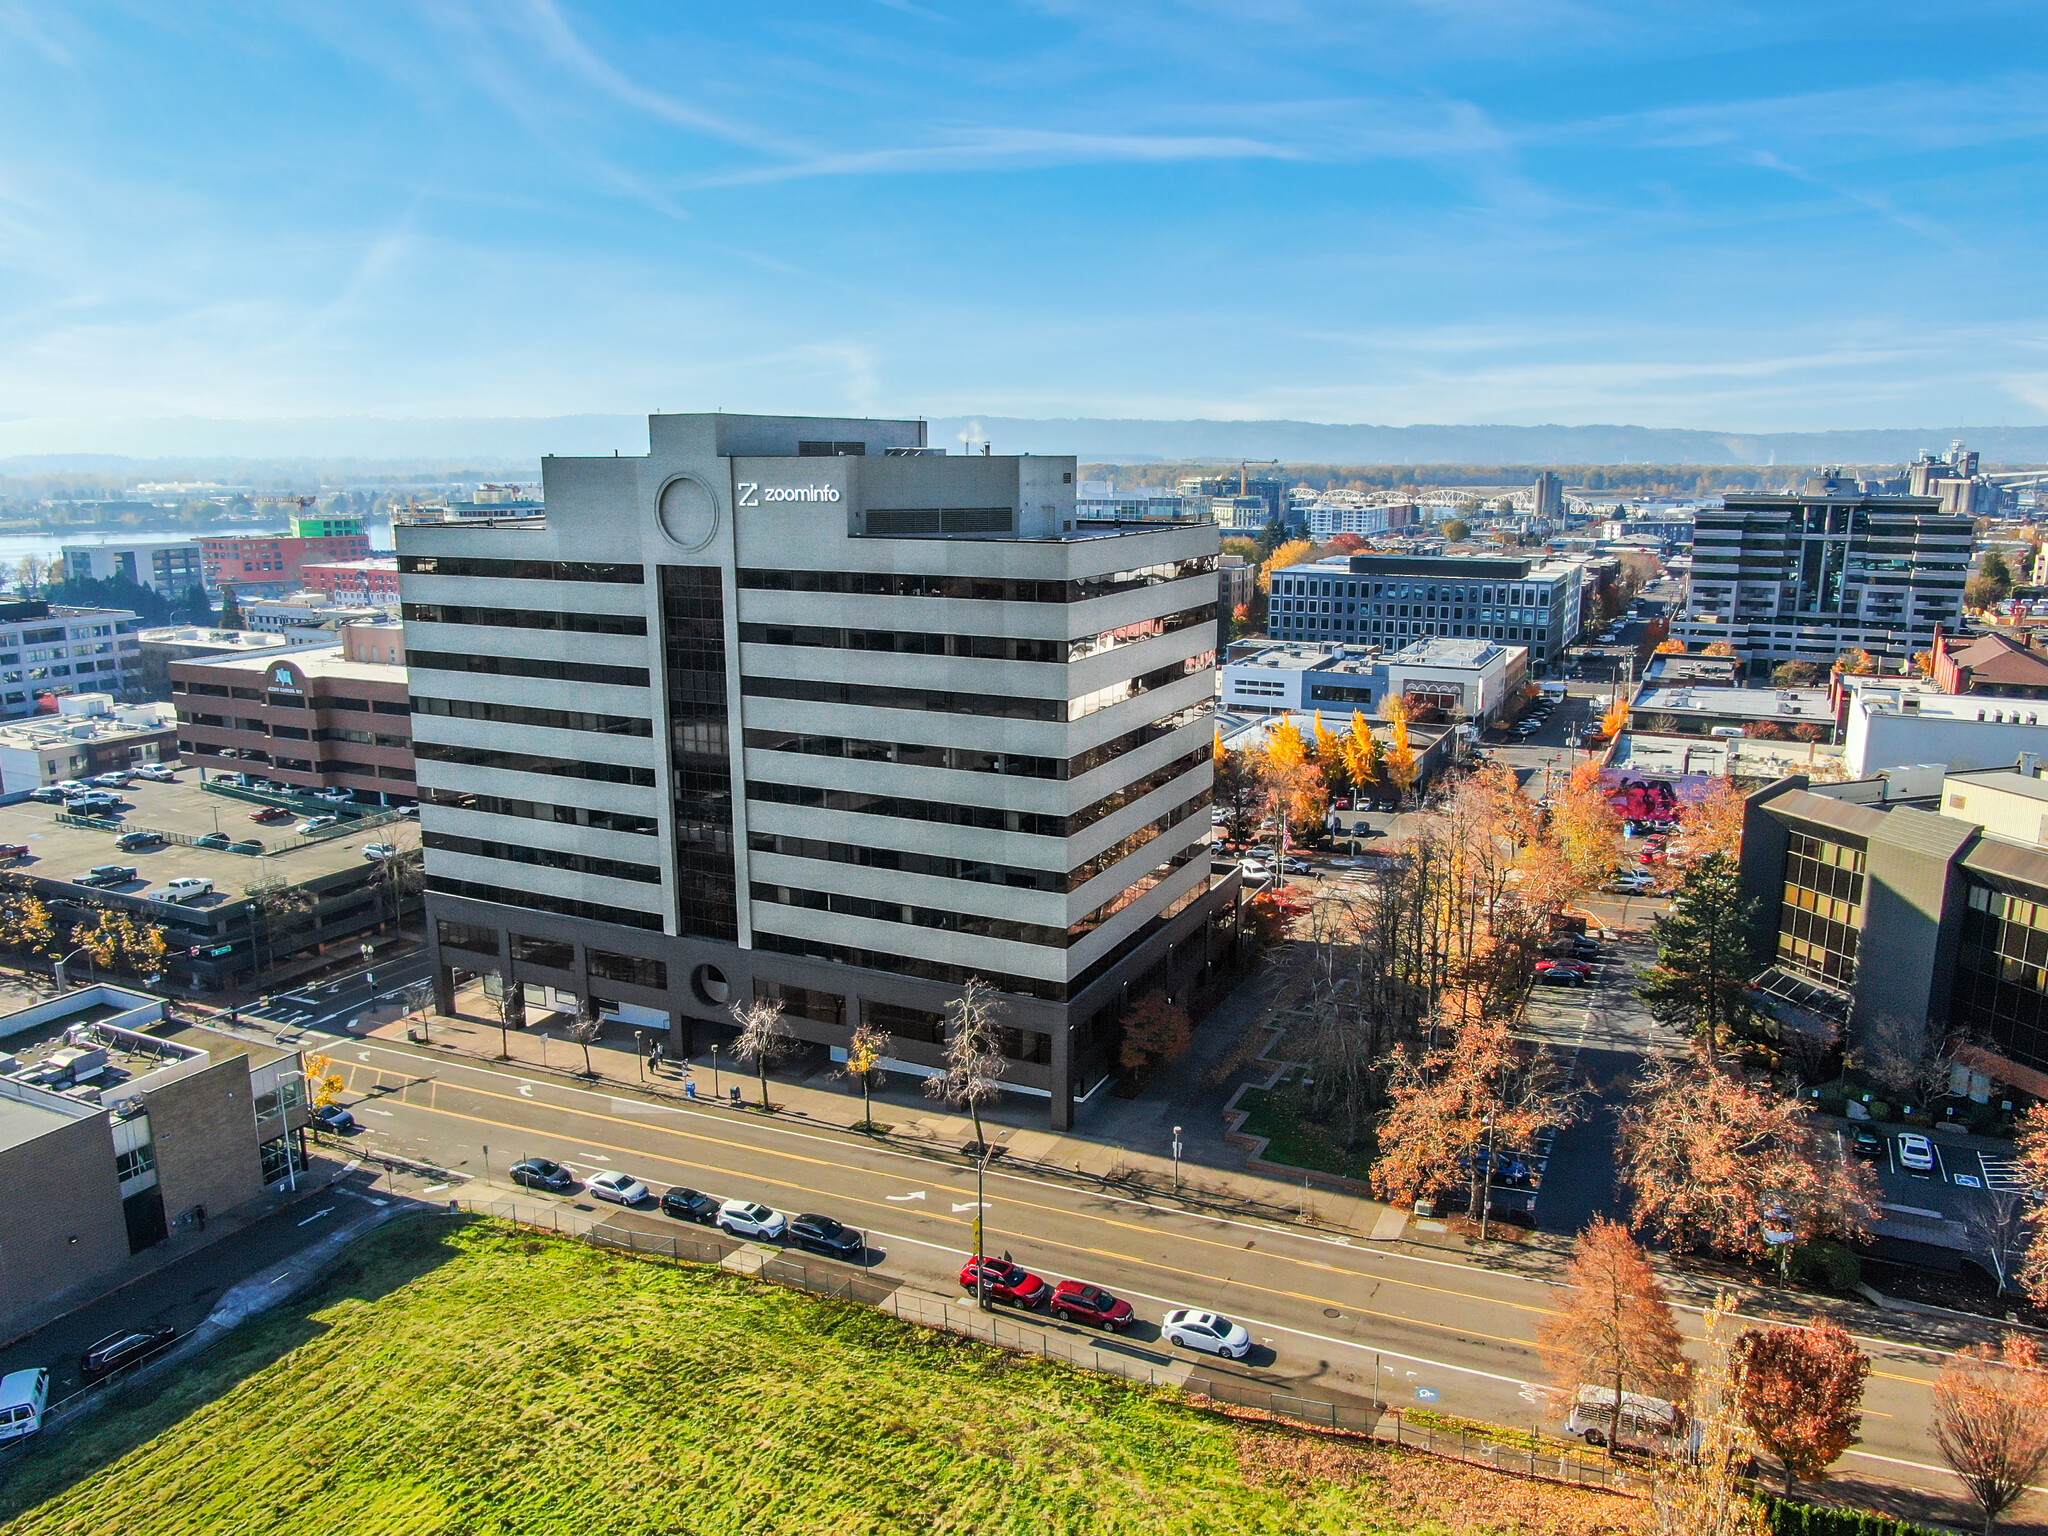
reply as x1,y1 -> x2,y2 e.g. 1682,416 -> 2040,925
401,413 -> 1231,1129
59,538 -> 205,596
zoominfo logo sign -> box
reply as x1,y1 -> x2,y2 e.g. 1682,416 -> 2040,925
737,483 -> 842,506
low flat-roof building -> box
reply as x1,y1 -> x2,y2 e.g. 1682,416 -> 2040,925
0,694 -> 178,792
1629,684 -> 1836,742
298,557 -> 400,607
0,986 -> 307,1342
172,623 -> 413,805
59,538 -> 205,597
1220,638 -> 1525,725
240,593 -> 390,635
134,625 -> 332,699
1842,679 -> 2048,778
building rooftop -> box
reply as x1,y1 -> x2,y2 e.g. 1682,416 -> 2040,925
1226,644 -> 1381,675
1850,686 -> 2048,725
1634,684 -> 1834,721
0,702 -> 174,751
181,643 -> 404,686
0,1079 -> 97,1154
1387,636 -> 1507,669
138,626 -> 313,651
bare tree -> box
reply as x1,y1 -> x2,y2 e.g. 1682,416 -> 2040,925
564,1014 -> 603,1077
242,878 -> 316,975
1859,1010 -> 1962,1112
1651,1292 -> 1767,1536
488,973 -> 523,1060
1932,1333 -> 2048,1536
927,976 -> 1007,1300
1961,1188 -> 2033,1300
730,994 -> 793,1110
926,976 -> 1006,1154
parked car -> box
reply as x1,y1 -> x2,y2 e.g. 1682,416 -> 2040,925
1464,1146 -> 1534,1186
311,1103 -> 356,1133
26,786 -> 66,803
361,842 -> 400,860
0,844 -> 29,863
1601,872 -> 1657,894
226,839 -> 264,854
1281,857 -> 1313,875
959,1256 -> 1050,1307
250,806 -> 292,823
0,1369 -> 47,1443
1897,1132 -> 1937,1172
659,1187 -> 720,1224
294,815 -> 342,835
91,771 -> 133,788
586,1170 -> 651,1206
1535,960 -> 1594,980
114,830 -> 164,851
159,877 -> 213,904
1162,1308 -> 1251,1360
313,787 -> 355,803
717,1200 -> 788,1240
509,1157 -> 574,1192
788,1213 -> 865,1260
1850,1125 -> 1884,1160
76,865 -> 136,888
397,804 -> 418,817
131,765 -> 177,782
67,791 -> 122,811
80,1327 -> 177,1381
1049,1280 -> 1134,1330
193,832 -> 232,850
1536,969 -> 1586,988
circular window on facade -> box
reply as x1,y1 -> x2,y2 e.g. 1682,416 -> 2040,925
657,475 -> 720,550
691,963 -> 729,1007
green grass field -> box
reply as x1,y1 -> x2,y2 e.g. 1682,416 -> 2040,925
0,1217 -> 1474,1536
1233,1081 -> 1378,1182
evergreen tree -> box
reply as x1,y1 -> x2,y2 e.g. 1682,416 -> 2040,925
1638,853 -> 1761,1054
217,583 -> 244,630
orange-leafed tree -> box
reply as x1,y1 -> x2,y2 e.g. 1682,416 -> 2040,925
1702,640 -> 1738,659
1119,990 -> 1192,1075
1931,1333 -> 2048,1536
2009,1103 -> 2048,1305
1620,1057 -> 1879,1260
1655,637 -> 1687,654
1599,697 -> 1629,738
1731,1319 -> 1870,1495
1340,710 -> 1383,795
1537,1218 -> 1691,1456
1383,703 -> 1419,803
1550,761 -> 1624,889
1260,539 -> 1315,591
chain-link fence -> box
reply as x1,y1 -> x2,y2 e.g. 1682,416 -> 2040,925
437,1197 -> 1653,1499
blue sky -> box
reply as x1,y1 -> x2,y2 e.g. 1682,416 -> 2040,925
0,0 -> 2044,446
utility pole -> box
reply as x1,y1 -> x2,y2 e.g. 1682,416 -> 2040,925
1478,1105 -> 1496,1243
1172,1125 -> 1183,1194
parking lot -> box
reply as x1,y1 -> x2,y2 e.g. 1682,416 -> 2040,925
0,773 -> 406,912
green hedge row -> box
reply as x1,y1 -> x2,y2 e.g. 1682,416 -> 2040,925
1764,1495 -> 1956,1536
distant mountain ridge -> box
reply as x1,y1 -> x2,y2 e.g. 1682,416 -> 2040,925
3,413 -> 2045,473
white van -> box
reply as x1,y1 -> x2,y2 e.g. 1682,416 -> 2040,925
0,1368 -> 48,1442
1565,1384 -> 1689,1454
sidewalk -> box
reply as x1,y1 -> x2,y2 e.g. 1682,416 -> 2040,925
354,982 -> 1411,1242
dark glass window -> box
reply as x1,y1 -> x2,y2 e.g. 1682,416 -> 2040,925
408,650 -> 650,689
415,741 -> 656,786
398,555 -> 643,583
588,949 -> 668,990
756,980 -> 844,1026
511,934 -> 575,969
427,875 -> 662,931
1954,883 -> 2048,1076
863,1000 -> 945,1043
411,697 -> 652,737
425,831 -> 661,885
660,566 -> 737,942
401,602 -> 647,636
1774,832 -> 1865,988
436,919 -> 498,954
420,786 -> 657,835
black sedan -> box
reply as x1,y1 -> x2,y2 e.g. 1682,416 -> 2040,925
660,1186 -> 720,1223
788,1213 -> 865,1261
81,1326 -> 177,1380
509,1158 -> 574,1192
311,1103 -> 356,1134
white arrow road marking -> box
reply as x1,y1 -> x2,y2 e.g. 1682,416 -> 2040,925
518,1084 -> 534,1097
885,1191 -> 927,1202
297,1207 -> 336,1226
952,1201 -> 987,1213
360,1108 -> 394,1117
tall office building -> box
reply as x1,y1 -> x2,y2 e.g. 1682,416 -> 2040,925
1267,551 -> 1587,673
401,413 -> 1229,1128
1676,483 -> 1971,671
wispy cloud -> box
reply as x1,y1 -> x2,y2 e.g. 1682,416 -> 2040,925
694,127 -> 1305,187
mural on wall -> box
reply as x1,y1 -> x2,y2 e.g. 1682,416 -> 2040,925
1597,768 -> 1717,824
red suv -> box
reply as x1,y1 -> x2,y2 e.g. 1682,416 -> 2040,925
959,1257 -> 1050,1307
1049,1279 -> 1134,1330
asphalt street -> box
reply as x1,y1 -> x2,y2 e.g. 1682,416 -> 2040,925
291,1025 -> 2015,1514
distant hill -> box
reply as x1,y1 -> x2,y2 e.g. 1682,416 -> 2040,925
928,417 -> 2048,467
4,413 -> 2044,473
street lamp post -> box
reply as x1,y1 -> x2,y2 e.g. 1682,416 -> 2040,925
359,940 -> 375,991
1172,1125 -> 1183,1195
710,1044 -> 720,1104
1479,1106 -> 1496,1243
973,1141 -> 993,1311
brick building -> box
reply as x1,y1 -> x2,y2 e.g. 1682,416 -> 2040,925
197,517 -> 373,598
171,621 -> 414,804
300,557 -> 400,607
